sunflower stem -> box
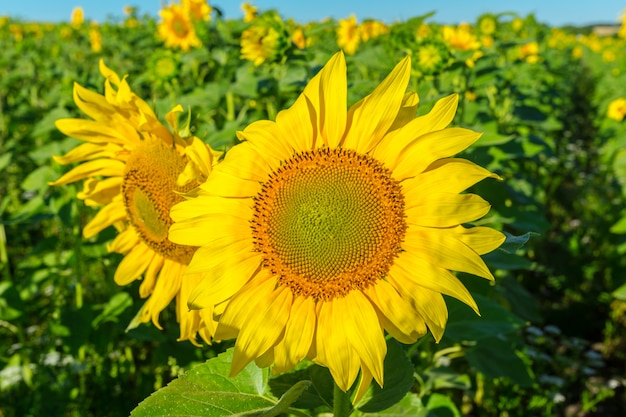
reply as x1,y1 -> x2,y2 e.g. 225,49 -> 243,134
333,382 -> 351,417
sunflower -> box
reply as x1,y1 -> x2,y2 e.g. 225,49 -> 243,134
157,3 -> 202,52
336,15 -> 360,55
50,60 -> 220,345
169,52 -> 504,398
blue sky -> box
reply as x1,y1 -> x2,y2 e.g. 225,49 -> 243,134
2,0 -> 624,26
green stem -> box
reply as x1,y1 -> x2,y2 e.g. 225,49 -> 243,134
333,382 -> 351,417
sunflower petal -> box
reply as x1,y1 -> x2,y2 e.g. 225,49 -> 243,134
342,56 -> 411,152
83,198 -> 126,238
404,226 -> 495,280
114,242 -> 156,286
405,193 -> 491,227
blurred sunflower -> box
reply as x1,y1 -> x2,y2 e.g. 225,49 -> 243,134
71,6 -> 84,28
50,60 -> 220,345
169,52 -> 504,398
182,0 -> 213,22
240,12 -> 289,66
608,98 -> 626,121
157,3 -> 202,51
337,15 -> 360,55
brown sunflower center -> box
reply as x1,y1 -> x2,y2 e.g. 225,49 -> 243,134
122,137 -> 198,264
251,147 -> 406,301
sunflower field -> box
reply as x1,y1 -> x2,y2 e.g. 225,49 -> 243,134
1,1 -> 626,416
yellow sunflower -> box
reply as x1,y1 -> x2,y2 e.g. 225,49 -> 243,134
50,60 -> 220,345
169,52 -> 504,398
336,15 -> 360,55
157,3 -> 202,51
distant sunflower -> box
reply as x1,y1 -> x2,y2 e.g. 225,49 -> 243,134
50,60 -> 220,345
169,51 -> 504,399
336,15 -> 360,55
157,3 -> 201,51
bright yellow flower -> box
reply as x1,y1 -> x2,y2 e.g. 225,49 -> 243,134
512,18 -> 524,32
443,23 -> 480,51
123,5 -> 135,15
291,28 -> 306,49
242,2 -> 258,23
520,41 -> 540,63
477,15 -> 497,35
71,6 -> 84,28
50,61 -> 220,345
360,20 -> 388,42
89,22 -> 102,52
158,3 -> 202,51
182,0 -> 212,22
337,15 -> 360,55
608,98 -> 626,121
169,52 -> 504,399
240,25 -> 281,66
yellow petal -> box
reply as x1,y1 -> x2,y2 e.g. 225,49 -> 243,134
387,91 -> 419,133
198,170 -> 261,198
77,177 -> 122,207
273,296 -> 316,372
372,93 -> 459,164
275,92 -> 316,153
229,283 -> 292,376
353,363 -> 374,404
452,225 -> 505,255
107,227 -> 139,254
208,141 -> 270,182
405,193 -> 491,227
391,253 -> 479,314
364,280 -> 427,344
138,253 -> 164,298
340,292 -> 386,388
391,128 -> 482,180
170,195 -> 252,223
143,259 -> 183,328
403,226 -> 495,280
55,118 -> 137,145
52,142 -> 121,165
168,212 -> 252,247
50,159 -> 125,186
83,199 -> 126,238
342,56 -> 411,152
114,242 -> 156,286
315,300 -> 361,392
237,120 -> 293,168
318,51 -> 347,148
187,246 -> 263,309
402,158 -> 500,197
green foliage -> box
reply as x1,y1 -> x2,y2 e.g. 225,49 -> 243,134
1,5 -> 626,417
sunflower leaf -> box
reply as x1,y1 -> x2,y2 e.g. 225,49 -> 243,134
356,339 -> 415,413
498,231 -> 539,253
130,347 -> 274,417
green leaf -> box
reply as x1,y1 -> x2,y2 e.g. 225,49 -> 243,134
357,339 -> 415,413
471,130 -> 515,147
423,393 -> 461,417
269,363 -> 328,410
359,392 -> 424,416
131,348 -> 274,417
613,281 -> 626,300
0,152 -> 12,173
465,337 -> 533,386
498,231 -> 539,253
92,292 -> 133,328
260,380 -> 312,417
610,215 -> 626,234
444,295 -> 525,342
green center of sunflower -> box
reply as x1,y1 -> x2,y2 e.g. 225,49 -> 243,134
122,137 -> 197,264
251,147 -> 407,301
